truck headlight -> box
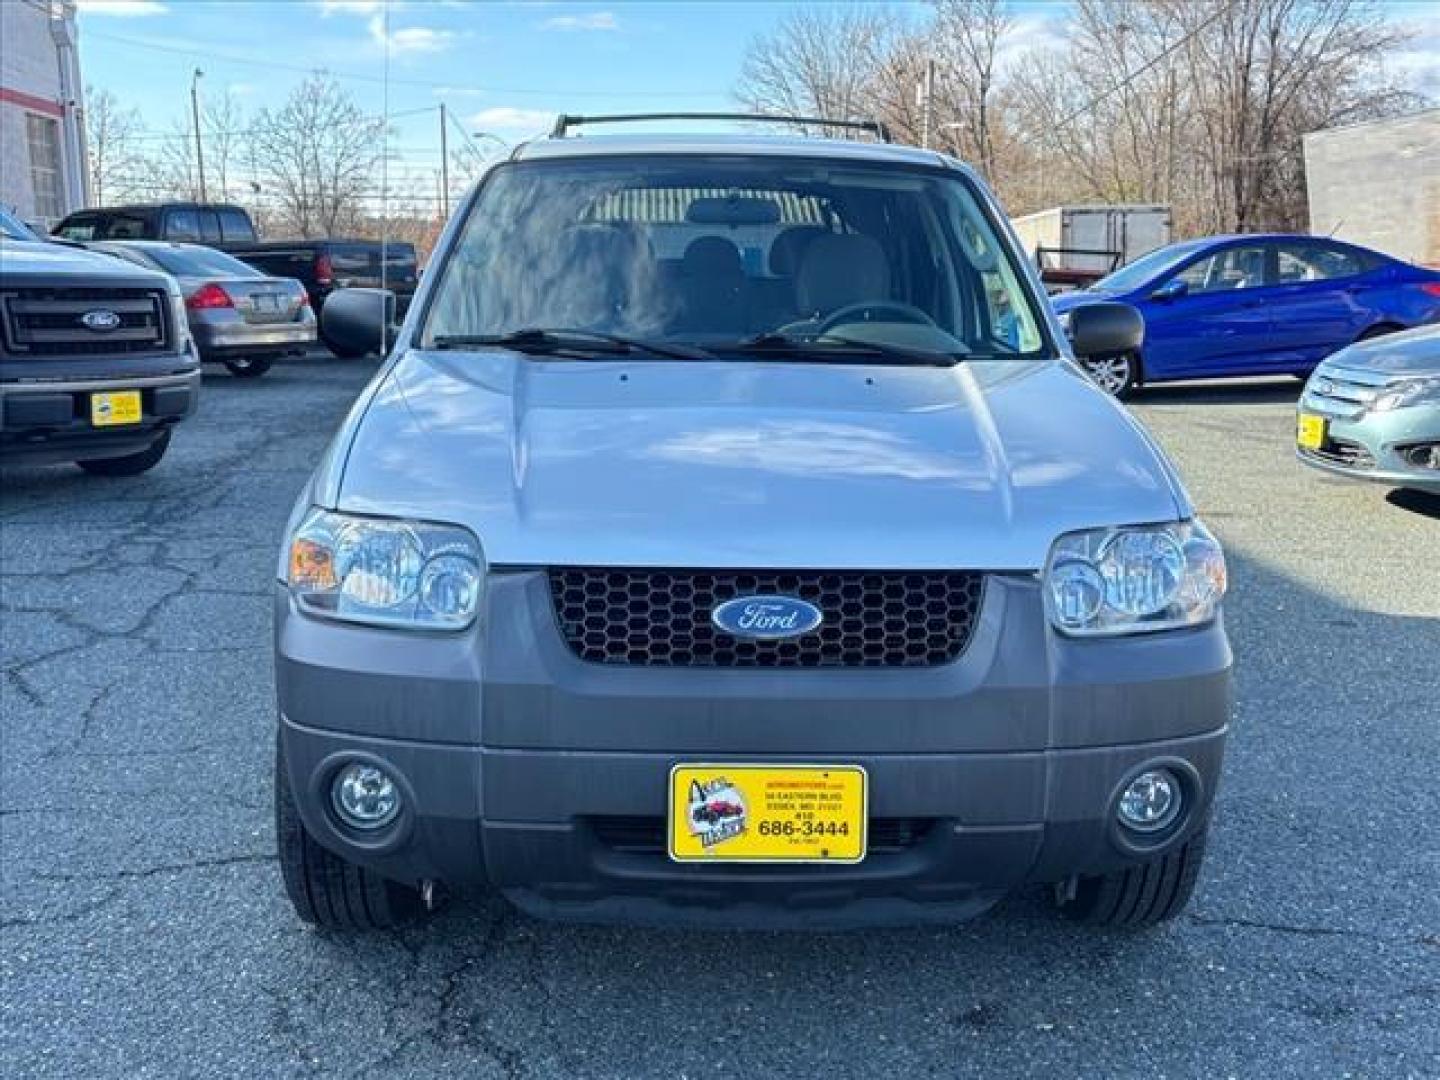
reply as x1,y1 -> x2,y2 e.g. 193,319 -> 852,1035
1372,376 -> 1440,412
287,509 -> 484,629
1044,520 -> 1225,636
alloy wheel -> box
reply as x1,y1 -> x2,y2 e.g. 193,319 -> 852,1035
1081,354 -> 1133,397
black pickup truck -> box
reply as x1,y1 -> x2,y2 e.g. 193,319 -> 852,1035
1,211 -> 200,475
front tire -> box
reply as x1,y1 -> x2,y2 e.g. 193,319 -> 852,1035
77,429 -> 171,477
223,355 -> 273,378
274,738 -> 423,930
1057,825 -> 1208,928
1079,352 -> 1139,399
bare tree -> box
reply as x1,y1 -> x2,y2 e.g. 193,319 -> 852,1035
931,0 -> 1014,178
1008,0 -> 1420,233
152,117 -> 203,201
248,74 -> 387,237
84,86 -> 144,205
735,7 -> 901,135
203,90 -> 248,204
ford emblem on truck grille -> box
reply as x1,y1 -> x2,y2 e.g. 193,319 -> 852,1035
80,309 -> 122,332
711,596 -> 823,640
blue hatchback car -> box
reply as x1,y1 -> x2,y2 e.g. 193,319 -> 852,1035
1051,234 -> 1440,397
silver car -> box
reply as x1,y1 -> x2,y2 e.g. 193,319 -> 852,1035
1298,323 -> 1440,494
274,118 -> 1232,933
89,241 -> 314,378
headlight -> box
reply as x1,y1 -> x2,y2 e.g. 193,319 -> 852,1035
1372,376 -> 1440,412
1044,520 -> 1225,636
287,508 -> 484,629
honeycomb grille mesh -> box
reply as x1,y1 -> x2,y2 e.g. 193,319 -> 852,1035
548,568 -> 985,668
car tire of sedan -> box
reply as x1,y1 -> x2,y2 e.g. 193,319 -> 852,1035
223,356 -> 272,378
1080,352 -> 1139,399
1056,823 -> 1208,928
274,738 -> 423,930
77,430 -> 171,477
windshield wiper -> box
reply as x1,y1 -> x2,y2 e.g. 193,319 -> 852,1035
728,332 -> 966,368
431,328 -> 714,362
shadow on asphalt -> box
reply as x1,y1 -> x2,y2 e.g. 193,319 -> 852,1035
1386,487 -> 1440,519
1133,377 -> 1302,406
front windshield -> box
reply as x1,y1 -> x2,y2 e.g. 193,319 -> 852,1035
1090,240 -> 1208,293
146,246 -> 261,278
425,156 -> 1048,360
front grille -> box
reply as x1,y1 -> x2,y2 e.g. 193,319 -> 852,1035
1,287 -> 169,356
590,816 -> 935,854
548,568 -> 985,668
1306,436 -> 1376,470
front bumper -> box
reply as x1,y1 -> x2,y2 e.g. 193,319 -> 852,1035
1296,403 -> 1440,493
276,572 -> 1232,927
1,366 -> 200,465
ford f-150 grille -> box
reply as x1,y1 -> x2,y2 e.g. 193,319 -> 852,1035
548,568 -> 985,668
1,287 -> 169,356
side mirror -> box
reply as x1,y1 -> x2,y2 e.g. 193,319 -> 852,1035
320,287 -> 397,358
1067,301 -> 1144,357
1150,278 -> 1188,302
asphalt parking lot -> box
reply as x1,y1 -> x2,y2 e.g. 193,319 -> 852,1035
2,354 -> 1437,1079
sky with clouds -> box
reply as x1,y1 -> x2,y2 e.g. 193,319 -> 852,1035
74,0 -> 1437,202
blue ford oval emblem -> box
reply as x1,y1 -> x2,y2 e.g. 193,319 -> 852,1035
711,595 -> 823,640
80,309 -> 121,332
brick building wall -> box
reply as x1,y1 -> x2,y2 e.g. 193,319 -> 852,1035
1,0 -> 86,227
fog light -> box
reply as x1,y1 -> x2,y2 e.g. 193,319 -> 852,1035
1117,769 -> 1181,833
332,763 -> 400,830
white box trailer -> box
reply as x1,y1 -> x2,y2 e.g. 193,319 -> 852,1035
1010,205 -> 1171,291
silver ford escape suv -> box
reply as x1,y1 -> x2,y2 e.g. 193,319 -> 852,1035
274,115 -> 1232,932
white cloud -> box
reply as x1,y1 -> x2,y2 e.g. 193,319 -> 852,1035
1390,7 -> 1440,98
995,10 -> 1068,70
469,107 -> 554,134
540,11 -> 618,33
76,1 -> 168,15
318,0 -> 383,14
367,13 -> 456,53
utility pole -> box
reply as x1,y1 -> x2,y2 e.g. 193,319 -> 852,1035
190,68 -> 207,201
439,102 -> 450,219
920,59 -> 936,149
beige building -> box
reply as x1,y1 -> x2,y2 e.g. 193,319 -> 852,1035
1304,110 -> 1440,266
1,0 -> 88,227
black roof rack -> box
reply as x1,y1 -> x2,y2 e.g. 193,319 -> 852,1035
549,112 -> 893,144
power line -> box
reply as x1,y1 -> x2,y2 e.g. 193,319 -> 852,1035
1023,6 -> 1229,143
83,28 -> 725,100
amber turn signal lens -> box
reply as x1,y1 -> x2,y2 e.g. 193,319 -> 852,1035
289,537 -> 336,589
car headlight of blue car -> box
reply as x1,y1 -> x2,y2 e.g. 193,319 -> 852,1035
1044,520 -> 1226,637
287,509 -> 486,629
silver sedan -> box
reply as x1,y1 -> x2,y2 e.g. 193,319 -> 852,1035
87,241 -> 315,378
1298,323 -> 1440,495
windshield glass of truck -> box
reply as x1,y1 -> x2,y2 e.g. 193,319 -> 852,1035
424,157 -> 1047,360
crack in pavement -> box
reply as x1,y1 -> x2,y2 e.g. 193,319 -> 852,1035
1187,911 -> 1429,947
33,852 -> 273,883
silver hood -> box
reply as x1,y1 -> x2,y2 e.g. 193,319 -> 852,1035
333,350 -> 1188,571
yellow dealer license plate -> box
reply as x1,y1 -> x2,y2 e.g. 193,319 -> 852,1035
1297,412 -> 1326,451
91,390 -> 142,427
668,763 -> 867,863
